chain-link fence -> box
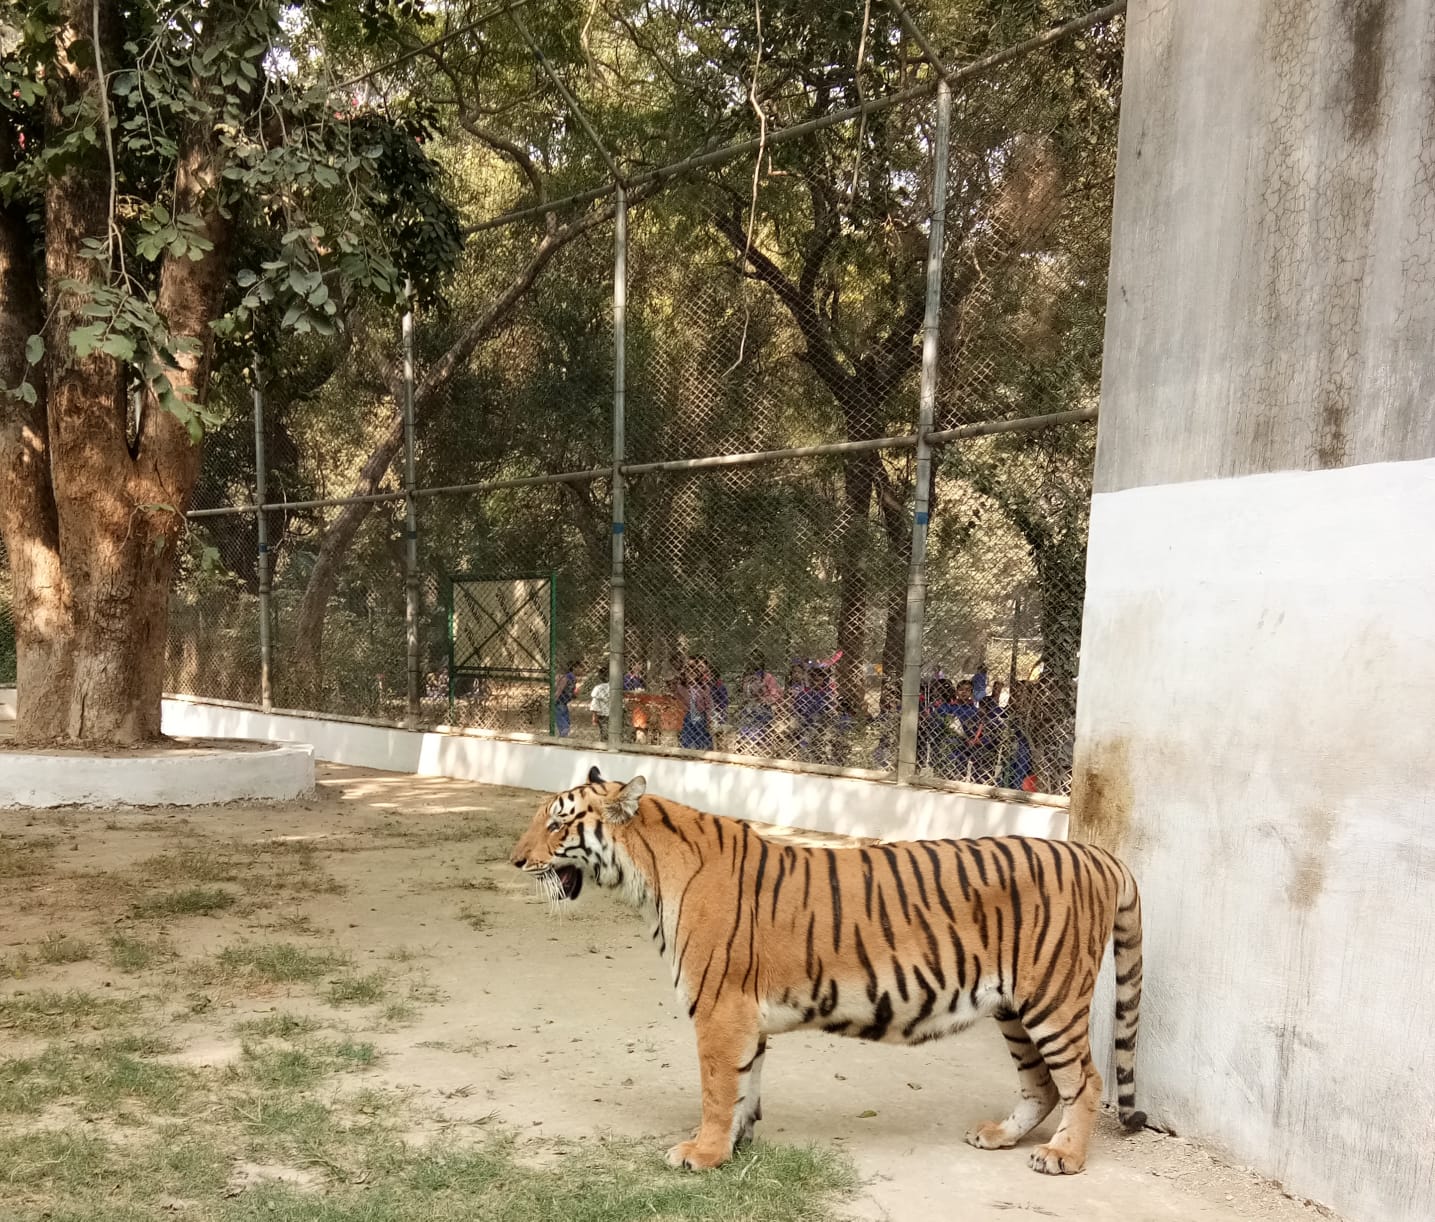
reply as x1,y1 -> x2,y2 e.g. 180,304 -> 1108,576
0,543 -> 14,688
165,3 -> 1123,799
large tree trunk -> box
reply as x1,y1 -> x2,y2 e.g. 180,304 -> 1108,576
0,128 -> 72,739
0,2 -> 228,746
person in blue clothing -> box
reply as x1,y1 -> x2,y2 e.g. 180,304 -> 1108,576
694,655 -> 728,729
678,659 -> 715,750
790,662 -> 829,759
917,675 -> 953,771
932,678 -> 982,781
554,661 -> 578,738
971,664 -> 988,703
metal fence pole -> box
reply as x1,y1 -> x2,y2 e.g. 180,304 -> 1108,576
1009,596 -> 1022,692
896,79 -> 951,784
252,354 -> 272,711
402,286 -> 421,729
607,188 -> 627,749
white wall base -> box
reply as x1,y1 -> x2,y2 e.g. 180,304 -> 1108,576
0,740 -> 314,809
1077,457 -> 1435,1222
159,697 -> 1067,843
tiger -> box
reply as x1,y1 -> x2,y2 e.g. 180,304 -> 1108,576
509,766 -> 1146,1174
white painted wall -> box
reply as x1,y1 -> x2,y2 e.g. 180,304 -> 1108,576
159,697 -> 1067,843
1080,458 -> 1435,1221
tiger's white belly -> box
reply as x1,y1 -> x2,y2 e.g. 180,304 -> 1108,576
758,974 -> 1008,1045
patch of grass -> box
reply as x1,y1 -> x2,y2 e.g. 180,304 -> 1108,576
0,990 -> 140,1036
406,978 -> 447,1006
236,1135 -> 856,1222
325,971 -> 387,1007
0,834 -> 58,880
204,942 -> 351,986
232,1038 -> 379,1092
0,1041 -> 853,1222
106,932 -> 176,972
32,933 -> 92,965
138,842 -> 345,903
131,885 -> 237,918
0,1033 -> 191,1117
333,1039 -> 378,1069
236,1011 -> 323,1040
457,902 -> 489,931
1,934 -> 92,978
0,1125 -> 231,1217
261,913 -> 329,938
380,1000 -> 418,1027
138,845 -> 241,884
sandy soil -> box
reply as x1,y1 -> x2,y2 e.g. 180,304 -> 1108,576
0,762 -> 1337,1221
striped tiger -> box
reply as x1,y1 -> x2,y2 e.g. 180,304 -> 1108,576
509,767 -> 1146,1174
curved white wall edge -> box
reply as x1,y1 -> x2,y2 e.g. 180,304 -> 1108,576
0,740 -> 315,809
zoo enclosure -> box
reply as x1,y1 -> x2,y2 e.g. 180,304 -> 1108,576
161,1 -> 1124,798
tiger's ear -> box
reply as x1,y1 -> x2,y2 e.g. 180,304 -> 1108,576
587,765 -> 604,785
604,775 -> 646,824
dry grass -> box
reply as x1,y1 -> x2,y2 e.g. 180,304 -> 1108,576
0,780 -> 857,1222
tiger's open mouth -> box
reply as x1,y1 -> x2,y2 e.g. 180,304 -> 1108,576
553,865 -> 583,901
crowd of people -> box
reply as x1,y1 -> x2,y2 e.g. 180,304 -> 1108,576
553,651 -> 1042,792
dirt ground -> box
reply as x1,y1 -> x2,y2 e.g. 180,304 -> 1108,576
0,761 -> 1336,1221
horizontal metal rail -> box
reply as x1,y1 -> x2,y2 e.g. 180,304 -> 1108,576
925,405 -> 1097,444
185,408 -> 1096,519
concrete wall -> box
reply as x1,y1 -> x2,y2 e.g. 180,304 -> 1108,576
159,697 -> 1067,843
1078,4 -> 1435,1220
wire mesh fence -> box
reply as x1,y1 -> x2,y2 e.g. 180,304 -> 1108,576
161,3 -> 1122,800
0,543 -> 14,688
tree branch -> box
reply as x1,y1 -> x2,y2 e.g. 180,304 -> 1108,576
711,206 -> 854,399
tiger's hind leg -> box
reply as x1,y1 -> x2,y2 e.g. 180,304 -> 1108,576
734,1037 -> 767,1148
965,1009 -> 1060,1150
1024,1009 -> 1101,1175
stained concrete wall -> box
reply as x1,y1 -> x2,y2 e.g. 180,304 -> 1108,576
1077,3 -> 1435,1220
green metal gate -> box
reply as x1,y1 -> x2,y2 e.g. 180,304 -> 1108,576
446,572 -> 556,734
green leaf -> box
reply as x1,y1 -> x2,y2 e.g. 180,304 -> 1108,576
69,325 -> 105,359
236,269 -> 257,287
24,334 -> 43,364
16,380 -> 36,405
98,335 -> 136,361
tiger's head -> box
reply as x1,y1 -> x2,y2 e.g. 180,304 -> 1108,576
509,766 -> 646,904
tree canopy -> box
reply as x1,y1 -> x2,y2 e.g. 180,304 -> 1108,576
1,0 -> 1121,786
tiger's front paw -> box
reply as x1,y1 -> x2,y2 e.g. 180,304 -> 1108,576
666,1139 -> 732,1171
1028,1142 -> 1085,1175
964,1121 -> 1017,1150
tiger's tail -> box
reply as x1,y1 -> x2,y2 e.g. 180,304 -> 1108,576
1112,862 -> 1147,1131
